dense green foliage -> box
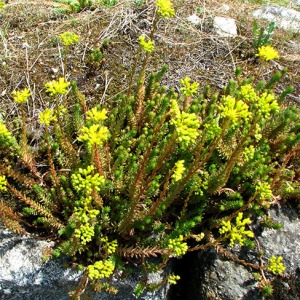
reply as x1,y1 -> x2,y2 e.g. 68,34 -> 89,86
0,1 -> 299,298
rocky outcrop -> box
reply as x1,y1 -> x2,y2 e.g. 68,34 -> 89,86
169,203 -> 300,300
253,6 -> 300,32
0,228 -> 170,299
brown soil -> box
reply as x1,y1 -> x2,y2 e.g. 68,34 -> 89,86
0,0 -> 299,124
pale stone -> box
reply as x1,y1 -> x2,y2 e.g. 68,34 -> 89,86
213,16 -> 237,37
187,14 -> 202,26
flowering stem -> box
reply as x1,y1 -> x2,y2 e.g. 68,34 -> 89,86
147,170 -> 172,218
45,125 -> 60,192
54,96 -> 66,139
20,104 -> 27,147
127,47 -> 141,99
92,144 -> 104,176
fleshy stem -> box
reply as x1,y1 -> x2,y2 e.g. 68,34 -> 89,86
7,183 -> 63,228
119,112 -> 170,234
127,48 -> 141,99
54,96 -> 66,139
135,10 -> 160,132
70,272 -> 89,300
271,144 -> 300,189
147,169 -> 172,217
18,103 -> 42,181
53,96 -> 78,165
130,112 -> 171,199
19,103 -> 27,148
141,133 -> 177,198
44,124 -> 60,194
187,232 -> 262,271
91,144 -> 104,176
209,118 -> 259,194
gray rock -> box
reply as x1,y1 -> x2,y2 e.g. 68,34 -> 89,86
187,14 -> 202,26
213,16 -> 237,37
0,228 -> 81,300
293,0 -> 300,6
253,5 -> 300,32
219,4 -> 230,13
0,227 -> 170,299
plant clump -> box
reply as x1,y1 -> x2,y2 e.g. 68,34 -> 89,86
0,0 -> 299,298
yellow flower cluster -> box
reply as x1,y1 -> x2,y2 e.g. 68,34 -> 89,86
267,255 -> 285,275
243,145 -> 255,162
74,222 -> 95,245
78,124 -> 110,148
71,165 -> 105,194
12,88 -> 31,104
219,212 -> 254,247
78,108 -> 109,148
87,259 -> 115,280
240,84 -> 279,118
170,99 -> 200,147
168,274 -> 180,285
180,77 -> 199,97
139,36 -> 155,53
255,181 -> 272,201
172,160 -> 185,182
219,95 -> 251,125
86,107 -> 108,123
156,0 -> 175,18
59,31 -> 79,47
168,235 -> 188,257
100,237 -> 118,255
74,206 -> 100,245
257,92 -> 279,117
45,78 -> 70,96
240,84 -> 258,103
39,108 -> 57,126
256,45 -> 279,61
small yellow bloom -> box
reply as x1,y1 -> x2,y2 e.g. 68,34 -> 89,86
180,77 -> 199,97
86,107 -> 108,123
172,160 -> 185,182
156,0 -> 175,18
256,45 -> 279,61
139,36 -> 155,53
240,84 -> 258,103
12,88 -> 31,104
45,78 -> 70,96
168,274 -> 180,285
59,32 -> 79,47
39,108 -> 57,126
87,260 -> 115,280
219,95 -> 251,125
267,256 -> 285,275
170,100 -> 200,147
168,235 -> 188,257
77,124 -> 110,147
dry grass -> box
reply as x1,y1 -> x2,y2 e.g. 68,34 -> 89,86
0,0 -> 299,129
